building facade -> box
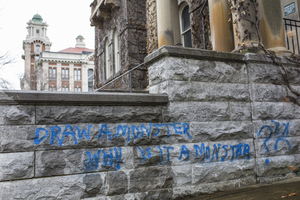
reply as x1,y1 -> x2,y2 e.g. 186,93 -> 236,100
22,14 -> 94,92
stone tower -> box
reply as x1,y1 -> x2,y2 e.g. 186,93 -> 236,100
22,13 -> 52,90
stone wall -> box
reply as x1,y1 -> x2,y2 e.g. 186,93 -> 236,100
1,46 -> 300,199
94,0 -> 147,90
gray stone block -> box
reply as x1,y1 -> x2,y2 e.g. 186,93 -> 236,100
171,165 -> 192,187
140,189 -> 173,200
190,121 -> 253,142
107,170 -> 129,195
252,84 -> 291,102
0,152 -> 34,181
163,102 -> 251,122
189,60 -> 248,84
252,102 -> 300,120
129,167 -> 172,193
36,105 -> 162,125
158,81 -> 249,102
0,173 -> 107,199
172,176 -> 256,199
255,136 -> 300,157
148,57 -> 190,86
35,147 -> 133,177
108,193 -> 141,200
256,155 -> 300,177
0,105 -> 35,125
192,160 -> 255,184
248,63 -> 300,85
0,124 -> 108,152
253,120 -> 300,139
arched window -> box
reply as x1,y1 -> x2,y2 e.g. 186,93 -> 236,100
180,4 -> 192,47
105,38 -> 111,79
114,28 -> 120,73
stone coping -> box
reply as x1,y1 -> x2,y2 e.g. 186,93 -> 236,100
144,45 -> 297,66
0,90 -> 168,106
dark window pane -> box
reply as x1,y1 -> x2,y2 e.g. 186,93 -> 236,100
184,30 -> 192,47
182,5 -> 191,32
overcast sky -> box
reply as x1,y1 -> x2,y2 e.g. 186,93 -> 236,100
0,0 -> 95,90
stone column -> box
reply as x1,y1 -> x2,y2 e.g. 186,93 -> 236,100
231,0 -> 261,52
209,0 -> 234,52
156,0 -> 180,47
258,0 -> 290,55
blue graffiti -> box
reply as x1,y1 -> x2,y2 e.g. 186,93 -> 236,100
85,147 -> 122,171
258,120 -> 292,164
34,123 -> 191,146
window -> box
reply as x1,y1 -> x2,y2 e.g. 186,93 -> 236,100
36,29 -> 40,37
75,87 -> 81,92
88,69 -> 93,92
49,86 -> 56,91
62,87 -> 69,92
34,56 -> 39,62
74,69 -> 81,81
114,28 -> 120,73
181,5 -> 192,47
105,38 -> 111,79
35,45 -> 41,54
49,68 -> 56,80
62,68 -> 69,80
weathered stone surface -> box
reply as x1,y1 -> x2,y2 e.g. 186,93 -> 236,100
171,165 -> 192,187
253,120 -> 300,139
248,63 -> 300,85
256,155 -> 300,177
190,121 -> 253,142
140,189 -> 173,200
133,140 -> 254,168
192,160 -> 255,184
107,170 -> 129,195
129,167 -> 172,193
0,105 -> 35,125
148,57 -> 190,86
0,124 -> 107,152
255,137 -> 300,157
154,81 -> 250,102
0,173 -> 107,199
0,152 -> 34,181
36,106 -> 163,125
35,147 -> 133,177
251,84 -> 298,102
252,102 -> 300,120
172,176 -> 256,199
189,60 -> 248,84
105,122 -> 192,147
163,102 -> 251,122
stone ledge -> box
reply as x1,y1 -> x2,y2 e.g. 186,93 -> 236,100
0,90 -> 169,106
144,46 -> 297,66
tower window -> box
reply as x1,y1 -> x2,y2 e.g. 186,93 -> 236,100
36,29 -> 40,37
180,5 -> 192,48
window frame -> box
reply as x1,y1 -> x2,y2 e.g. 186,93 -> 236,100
74,68 -> 81,81
113,28 -> 120,73
179,3 -> 192,48
49,67 -> 56,80
62,68 -> 69,80
105,37 -> 111,79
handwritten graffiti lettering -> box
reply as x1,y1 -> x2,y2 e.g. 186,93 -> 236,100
85,147 -> 122,171
137,143 -> 251,166
257,120 -> 292,163
34,123 -> 191,146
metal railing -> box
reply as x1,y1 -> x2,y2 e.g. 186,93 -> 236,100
94,62 -> 145,93
284,18 -> 300,54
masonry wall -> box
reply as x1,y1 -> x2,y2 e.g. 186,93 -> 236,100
1,46 -> 300,200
